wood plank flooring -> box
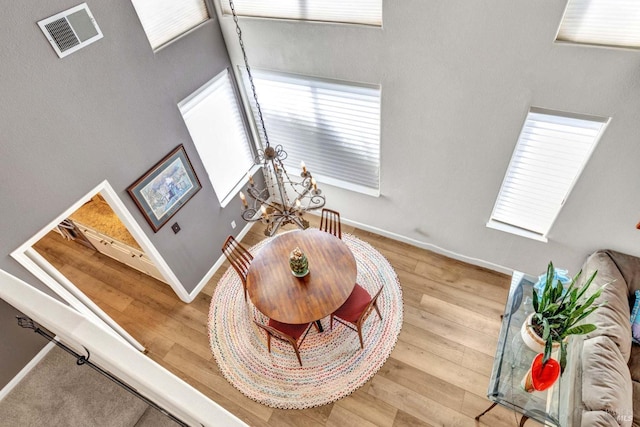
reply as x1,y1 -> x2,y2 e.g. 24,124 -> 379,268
33,219 -> 542,427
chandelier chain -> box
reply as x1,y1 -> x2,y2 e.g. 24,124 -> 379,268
228,0 -> 270,148
229,0 -> 325,236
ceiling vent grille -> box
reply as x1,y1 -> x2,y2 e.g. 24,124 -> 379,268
38,3 -> 103,58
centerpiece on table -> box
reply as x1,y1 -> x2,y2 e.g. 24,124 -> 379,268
289,247 -> 309,277
521,261 -> 605,373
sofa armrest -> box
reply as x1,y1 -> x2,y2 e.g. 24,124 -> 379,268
602,250 -> 640,295
580,251 -> 632,361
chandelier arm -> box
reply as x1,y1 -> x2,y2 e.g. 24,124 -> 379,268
308,194 -> 326,208
228,0 -> 270,148
246,186 -> 270,204
246,188 -> 285,215
241,209 -> 259,222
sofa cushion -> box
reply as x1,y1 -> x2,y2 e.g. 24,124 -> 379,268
581,251 -> 632,361
582,335 -> 633,427
582,410 -> 624,427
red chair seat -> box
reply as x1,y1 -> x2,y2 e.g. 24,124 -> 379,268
268,319 -> 311,341
333,284 -> 372,323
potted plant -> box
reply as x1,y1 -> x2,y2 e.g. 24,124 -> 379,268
521,261 -> 605,372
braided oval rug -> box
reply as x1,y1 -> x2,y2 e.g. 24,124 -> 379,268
208,232 -> 403,409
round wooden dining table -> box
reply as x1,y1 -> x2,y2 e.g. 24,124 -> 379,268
246,229 -> 357,329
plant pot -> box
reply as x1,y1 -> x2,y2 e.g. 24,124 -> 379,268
520,313 -> 561,354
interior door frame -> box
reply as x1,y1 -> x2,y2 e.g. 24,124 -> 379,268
10,180 -> 191,351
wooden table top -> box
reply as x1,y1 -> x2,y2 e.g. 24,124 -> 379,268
246,229 -> 357,325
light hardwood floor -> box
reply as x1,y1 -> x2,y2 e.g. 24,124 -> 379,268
33,218 -> 542,427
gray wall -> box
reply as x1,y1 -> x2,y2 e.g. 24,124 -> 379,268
0,299 -> 47,388
217,0 -> 640,276
0,2 -> 244,387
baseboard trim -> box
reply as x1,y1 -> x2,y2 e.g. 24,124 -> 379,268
187,221 -> 255,302
0,341 -> 56,401
308,211 -> 513,276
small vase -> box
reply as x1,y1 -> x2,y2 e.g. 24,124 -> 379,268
521,313 -> 561,354
521,353 -> 560,392
289,247 -> 309,277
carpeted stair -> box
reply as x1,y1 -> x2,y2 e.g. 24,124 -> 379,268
0,345 -> 181,427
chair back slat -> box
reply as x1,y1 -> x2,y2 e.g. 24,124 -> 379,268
254,320 -> 312,366
254,322 -> 296,345
358,286 -> 383,326
331,284 -> 383,349
320,208 -> 342,239
222,235 -> 253,299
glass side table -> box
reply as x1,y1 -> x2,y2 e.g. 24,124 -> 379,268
476,272 -> 583,426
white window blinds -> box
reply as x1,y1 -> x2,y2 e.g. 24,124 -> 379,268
179,69 -> 254,207
131,0 -> 209,50
489,108 -> 608,240
221,0 -> 382,26
556,0 -> 640,48
241,69 -> 381,195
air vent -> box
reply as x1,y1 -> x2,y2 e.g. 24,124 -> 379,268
38,3 -> 103,58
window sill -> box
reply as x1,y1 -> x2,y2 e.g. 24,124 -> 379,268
218,164 -> 262,208
486,220 -> 548,243
311,173 -> 380,197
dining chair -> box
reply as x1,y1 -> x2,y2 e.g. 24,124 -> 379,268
330,284 -> 383,349
254,319 -> 317,366
320,208 -> 342,239
221,235 -> 253,300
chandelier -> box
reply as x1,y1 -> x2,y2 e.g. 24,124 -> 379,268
229,0 -> 325,236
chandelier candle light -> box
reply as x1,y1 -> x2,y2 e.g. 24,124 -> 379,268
230,0 -> 326,236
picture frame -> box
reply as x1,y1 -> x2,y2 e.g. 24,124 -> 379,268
127,145 -> 201,232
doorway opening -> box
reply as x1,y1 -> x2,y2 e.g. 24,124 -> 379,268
10,180 -> 190,350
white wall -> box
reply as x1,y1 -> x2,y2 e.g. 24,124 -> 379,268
216,0 -> 640,275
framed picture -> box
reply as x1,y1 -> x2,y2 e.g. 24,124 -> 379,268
127,145 -> 201,232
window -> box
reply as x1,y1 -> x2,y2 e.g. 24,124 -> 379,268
179,69 -> 255,207
132,0 -> 209,50
220,0 -> 382,26
488,108 -> 609,241
556,0 -> 640,49
241,69 -> 381,196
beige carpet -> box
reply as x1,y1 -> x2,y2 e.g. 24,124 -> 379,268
0,345 -> 179,427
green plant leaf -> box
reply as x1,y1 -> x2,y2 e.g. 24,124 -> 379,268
560,341 -> 567,374
564,324 -> 597,336
570,306 -> 601,327
574,270 -> 597,302
568,290 -> 602,325
543,339 -> 553,365
543,318 -> 550,340
561,272 -> 580,303
554,280 -> 564,301
546,262 -> 554,288
532,289 -> 539,313
545,303 -> 560,314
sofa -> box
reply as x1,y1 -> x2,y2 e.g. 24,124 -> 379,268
577,249 -> 640,427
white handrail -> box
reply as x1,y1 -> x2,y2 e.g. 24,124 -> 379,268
0,268 -> 246,427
